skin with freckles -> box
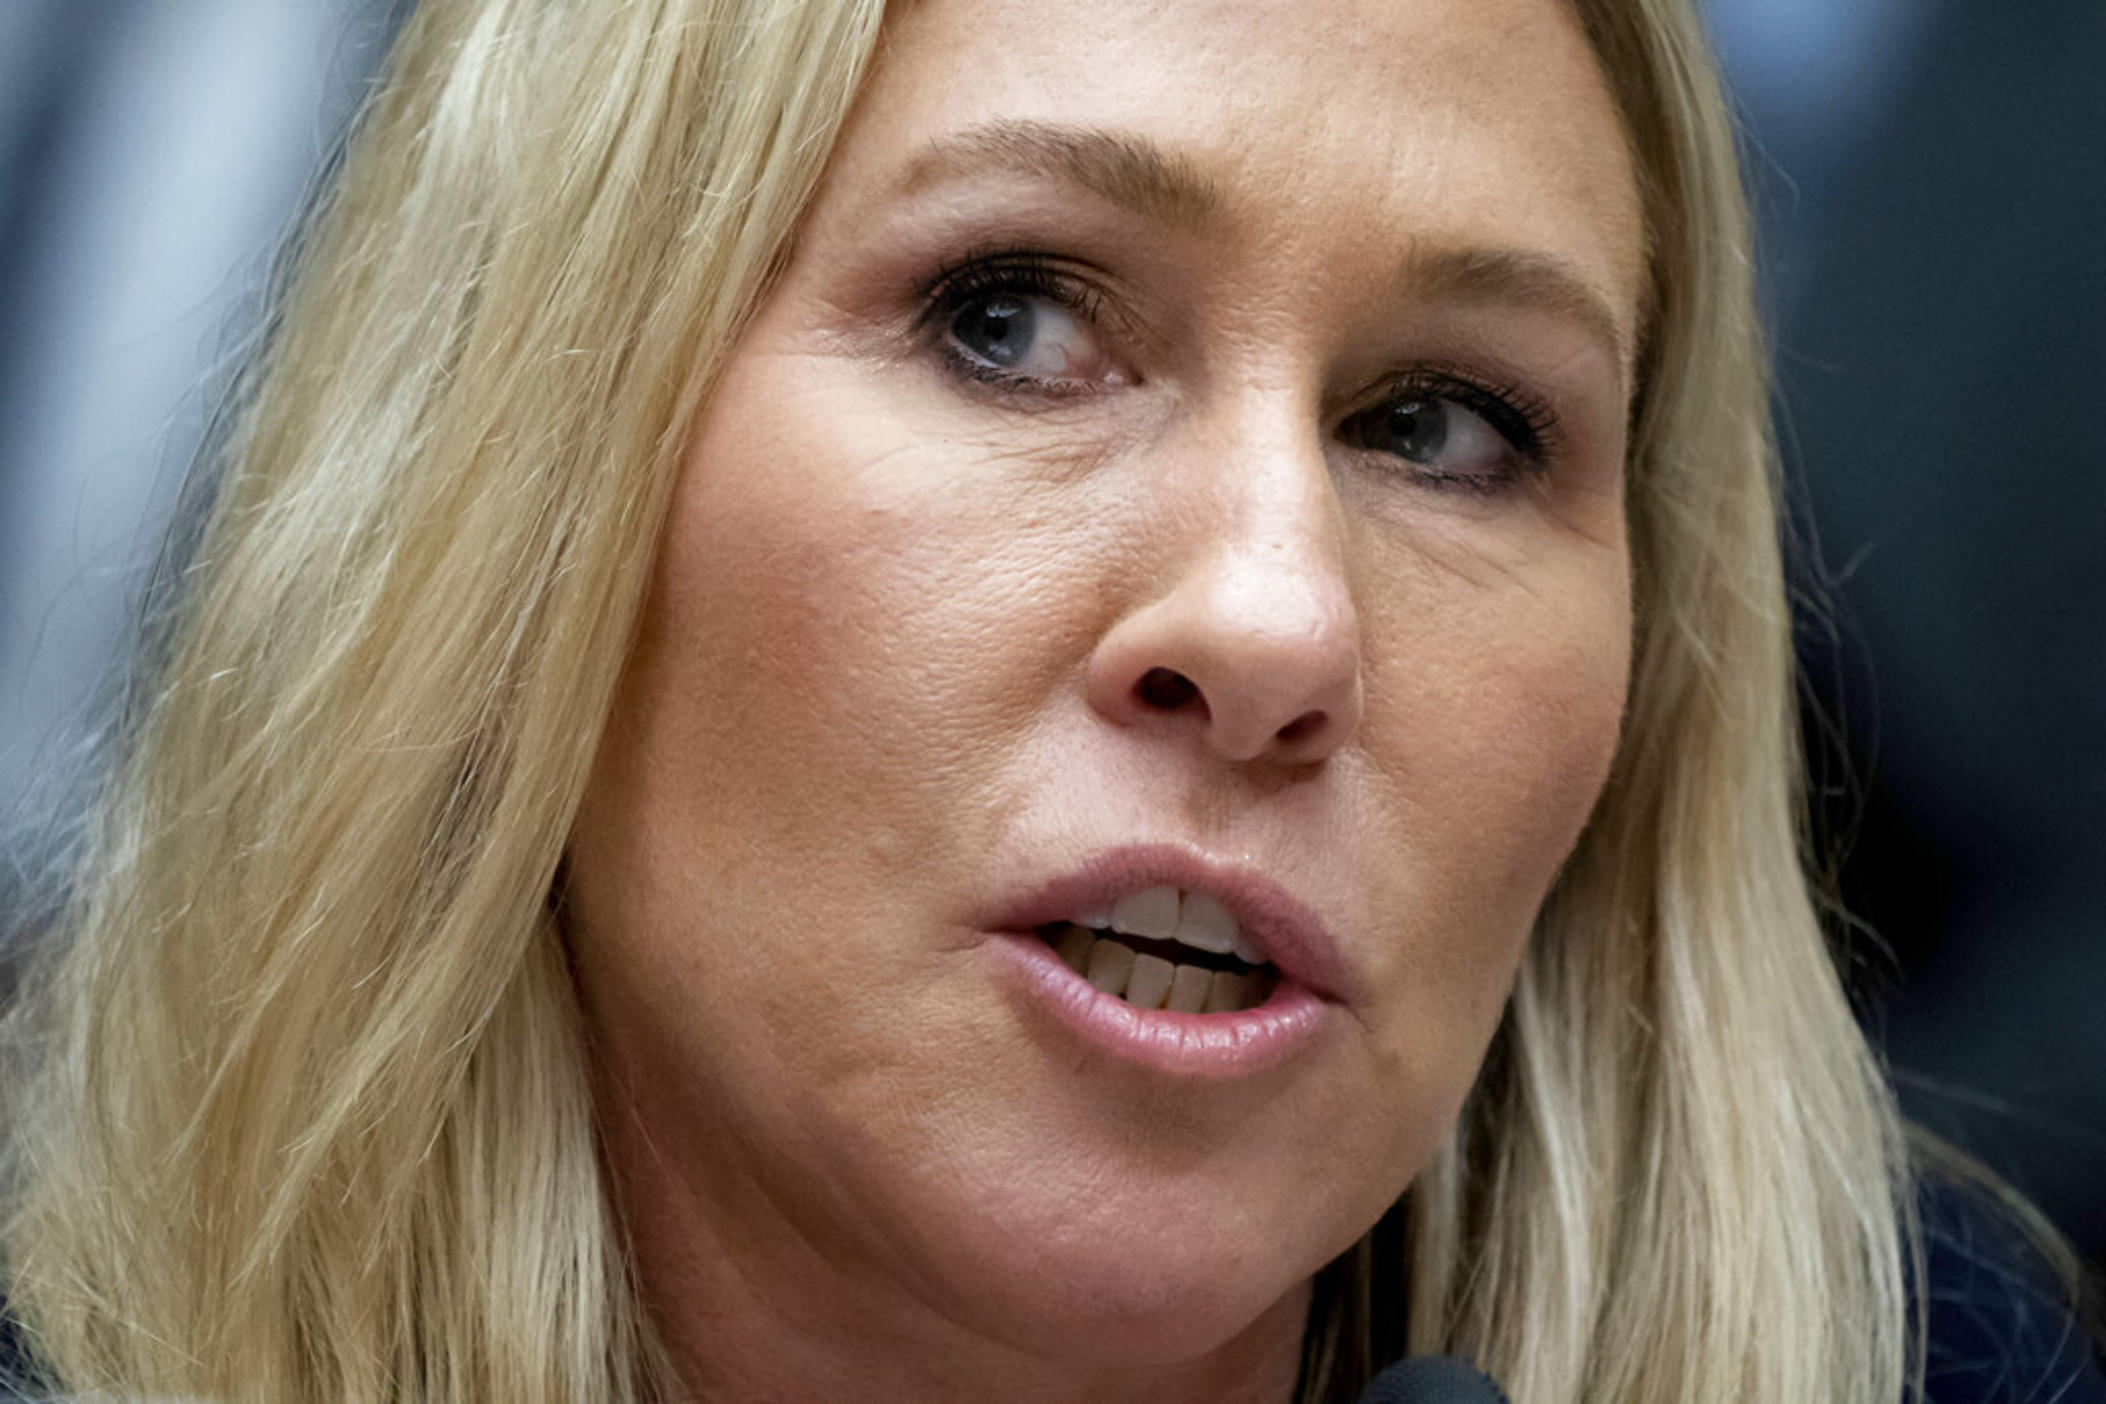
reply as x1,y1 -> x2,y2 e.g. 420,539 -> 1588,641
563,0 -> 1645,1398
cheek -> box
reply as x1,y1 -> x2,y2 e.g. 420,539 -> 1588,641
1350,516 -> 1630,1050
1394,597 -> 1627,873
598,353 -> 1107,903
1359,506 -> 1630,862
565,360 -> 1091,1133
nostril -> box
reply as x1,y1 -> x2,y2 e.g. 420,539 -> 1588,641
1275,710 -> 1325,744
1136,666 -> 1204,715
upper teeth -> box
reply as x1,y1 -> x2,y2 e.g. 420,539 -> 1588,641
1096,885 -> 1264,965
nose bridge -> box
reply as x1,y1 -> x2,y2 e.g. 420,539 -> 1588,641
1196,419 -> 1354,654
1086,391 -> 1364,767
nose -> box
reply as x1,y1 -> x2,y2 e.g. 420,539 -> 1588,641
1085,440 -> 1363,768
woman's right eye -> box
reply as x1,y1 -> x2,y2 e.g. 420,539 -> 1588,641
943,291 -> 1120,386
925,259 -> 1126,391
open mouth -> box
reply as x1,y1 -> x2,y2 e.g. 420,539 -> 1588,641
1033,885 -> 1277,1014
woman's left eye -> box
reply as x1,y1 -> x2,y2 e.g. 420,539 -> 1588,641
1337,380 -> 1549,492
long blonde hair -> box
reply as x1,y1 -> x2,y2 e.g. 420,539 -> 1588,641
2,1 -> 1921,1400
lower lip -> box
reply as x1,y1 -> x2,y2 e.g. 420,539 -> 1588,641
987,932 -> 1332,1079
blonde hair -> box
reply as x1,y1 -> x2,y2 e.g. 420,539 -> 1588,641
1,1 -> 1924,1400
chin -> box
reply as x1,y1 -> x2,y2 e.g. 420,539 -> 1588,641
903,1160 -> 1356,1364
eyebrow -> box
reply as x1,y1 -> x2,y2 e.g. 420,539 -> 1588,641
900,119 -> 1222,226
901,121 -> 1631,368
1399,243 -> 1634,370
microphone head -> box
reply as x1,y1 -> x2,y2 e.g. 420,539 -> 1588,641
1359,1355 -> 1512,1404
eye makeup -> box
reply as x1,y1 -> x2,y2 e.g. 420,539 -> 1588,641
900,238 -> 1584,497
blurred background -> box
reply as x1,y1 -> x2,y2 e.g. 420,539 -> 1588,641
0,0 -> 2100,1275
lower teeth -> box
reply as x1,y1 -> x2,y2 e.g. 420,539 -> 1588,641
1048,924 -> 1270,1013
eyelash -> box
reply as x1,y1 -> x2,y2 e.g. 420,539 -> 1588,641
1365,367 -> 1562,482
914,249 -> 1562,483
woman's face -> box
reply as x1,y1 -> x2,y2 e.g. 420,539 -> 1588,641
568,0 -> 1643,1387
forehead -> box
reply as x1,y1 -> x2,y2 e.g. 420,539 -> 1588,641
827,0 -> 1647,358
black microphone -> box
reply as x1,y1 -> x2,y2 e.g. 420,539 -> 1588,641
1359,1355 -> 1512,1404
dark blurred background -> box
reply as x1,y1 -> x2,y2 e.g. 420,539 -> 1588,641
1,2 -> 2100,1272
1705,0 -> 2106,1273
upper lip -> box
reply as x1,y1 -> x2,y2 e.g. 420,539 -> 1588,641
982,842 -> 1354,1004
